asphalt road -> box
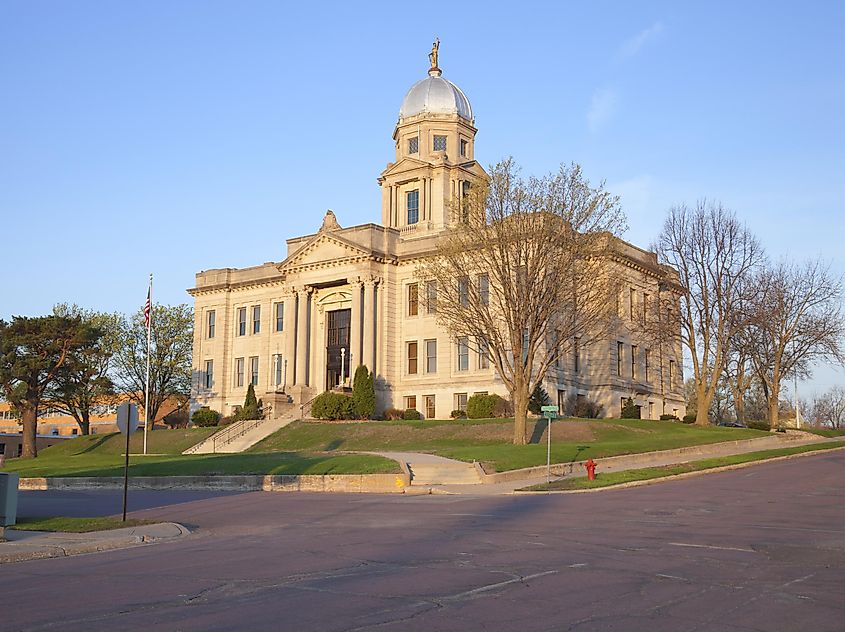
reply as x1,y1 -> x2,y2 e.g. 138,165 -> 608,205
4,451 -> 845,631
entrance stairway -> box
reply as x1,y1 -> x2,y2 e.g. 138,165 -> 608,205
183,403 -> 299,455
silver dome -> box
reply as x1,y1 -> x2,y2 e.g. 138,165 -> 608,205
399,69 -> 473,122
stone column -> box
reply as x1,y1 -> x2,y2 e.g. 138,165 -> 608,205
294,287 -> 310,386
283,293 -> 296,391
362,278 -> 375,371
349,279 -> 363,370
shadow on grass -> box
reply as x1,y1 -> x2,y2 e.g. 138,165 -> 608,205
529,419 -> 548,445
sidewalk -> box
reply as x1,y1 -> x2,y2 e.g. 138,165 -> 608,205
0,522 -> 190,565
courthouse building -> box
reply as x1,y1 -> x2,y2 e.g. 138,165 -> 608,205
188,48 -> 685,421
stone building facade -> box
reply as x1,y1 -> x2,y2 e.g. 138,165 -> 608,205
188,55 -> 685,421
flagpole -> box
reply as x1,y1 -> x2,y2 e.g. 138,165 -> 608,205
144,273 -> 152,455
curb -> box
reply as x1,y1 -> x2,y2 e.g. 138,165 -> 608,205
512,444 -> 845,494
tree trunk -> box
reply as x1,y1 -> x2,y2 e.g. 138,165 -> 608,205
20,402 -> 38,459
695,383 -> 711,426
767,375 -> 782,429
512,389 -> 529,445
80,411 -> 90,435
734,392 -> 745,424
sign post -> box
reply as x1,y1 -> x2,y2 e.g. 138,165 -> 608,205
541,405 -> 558,484
116,403 -> 139,521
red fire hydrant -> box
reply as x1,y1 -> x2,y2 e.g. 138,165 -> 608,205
584,458 -> 597,481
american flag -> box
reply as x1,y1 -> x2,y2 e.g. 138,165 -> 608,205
143,287 -> 151,328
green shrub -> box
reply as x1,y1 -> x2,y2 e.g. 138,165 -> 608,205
467,393 -> 507,419
384,407 -> 404,421
352,365 -> 375,419
528,385 -> 552,414
565,394 -> 604,418
311,392 -> 356,420
682,412 -> 697,423
403,408 -> 422,420
191,408 -> 220,427
620,397 -> 641,419
450,409 -> 467,419
746,420 -> 770,431
233,384 -> 263,421
660,413 -> 679,421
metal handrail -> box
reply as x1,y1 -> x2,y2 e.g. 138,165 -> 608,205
299,392 -> 323,421
211,417 -> 265,453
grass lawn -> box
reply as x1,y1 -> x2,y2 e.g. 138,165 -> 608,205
11,516 -> 157,532
252,418 -> 769,472
520,441 -> 845,491
40,427 -> 218,457
802,428 -> 845,438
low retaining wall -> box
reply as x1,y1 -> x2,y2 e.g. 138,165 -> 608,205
479,432 -> 817,483
19,473 -> 411,494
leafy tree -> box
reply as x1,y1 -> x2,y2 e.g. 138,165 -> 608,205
235,383 -> 263,421
112,303 -> 193,430
47,304 -> 121,435
620,397 -> 641,419
528,384 -> 551,414
418,159 -> 625,444
0,315 -> 99,458
352,365 -> 375,419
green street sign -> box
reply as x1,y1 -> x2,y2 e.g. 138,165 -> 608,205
541,405 -> 558,419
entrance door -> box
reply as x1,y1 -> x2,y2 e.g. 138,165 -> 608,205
326,309 -> 351,388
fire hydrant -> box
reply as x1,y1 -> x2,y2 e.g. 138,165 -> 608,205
584,458 -> 597,481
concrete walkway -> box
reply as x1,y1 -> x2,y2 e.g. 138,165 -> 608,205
369,452 -> 482,486
0,522 -> 190,564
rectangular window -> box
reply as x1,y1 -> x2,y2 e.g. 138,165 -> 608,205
644,349 -> 650,381
407,341 -> 418,375
669,360 -> 675,388
252,305 -> 261,334
250,356 -> 259,386
405,395 -> 417,410
207,310 -> 216,339
460,138 -> 468,157
426,280 -> 437,314
433,134 -> 447,151
408,136 -> 419,154
204,360 -> 214,389
631,345 -> 638,380
455,392 -> 468,412
458,276 -> 469,307
648,401 -> 655,419
457,337 -> 469,371
273,354 -> 283,386
478,336 -> 489,369
617,341 -> 624,376
424,395 -> 435,419
478,273 -> 489,305
275,302 -> 284,332
235,357 -> 245,387
237,307 -> 246,336
642,293 -> 649,323
407,189 -> 419,225
629,288 -> 635,320
573,338 -> 580,373
408,283 -> 419,316
425,339 -> 437,373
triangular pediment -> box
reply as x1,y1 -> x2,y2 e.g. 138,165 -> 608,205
380,156 -> 432,178
278,231 -> 374,273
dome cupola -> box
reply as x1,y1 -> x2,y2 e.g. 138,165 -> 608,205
398,38 -> 473,123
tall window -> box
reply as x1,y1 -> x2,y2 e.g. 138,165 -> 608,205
457,337 -> 469,371
407,189 -> 419,225
408,136 -> 419,154
629,288 -> 636,320
433,134 -> 447,151
424,395 -> 436,419
235,357 -> 245,387
478,336 -> 489,369
460,138 -> 468,157
458,276 -> 469,306
275,302 -> 284,332
631,345 -> 638,380
478,274 -> 489,305
644,349 -> 650,381
617,341 -> 624,376
407,341 -> 418,375
204,360 -> 214,389
237,308 -> 246,336
408,283 -> 419,316
405,395 -> 417,410
426,280 -> 437,314
273,354 -> 283,386
252,305 -> 261,334
573,337 -> 580,373
642,293 -> 649,323
248,356 -> 259,386
425,339 -> 437,373
455,393 -> 468,412
207,310 -> 216,339
669,360 -> 675,388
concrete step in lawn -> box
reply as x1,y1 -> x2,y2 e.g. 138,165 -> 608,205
408,462 -> 482,486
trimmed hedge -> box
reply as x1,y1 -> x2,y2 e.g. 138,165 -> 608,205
403,408 -> 422,420
466,393 -> 510,419
191,408 -> 221,427
311,392 -> 356,420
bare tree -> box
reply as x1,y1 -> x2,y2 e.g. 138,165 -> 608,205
809,386 -> 845,428
112,304 -> 193,429
653,201 -> 762,425
746,259 -> 844,427
417,159 -> 626,444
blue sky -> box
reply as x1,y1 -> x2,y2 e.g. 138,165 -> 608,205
1,1 -> 842,394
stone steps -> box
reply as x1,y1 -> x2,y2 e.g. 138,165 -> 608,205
408,463 -> 481,486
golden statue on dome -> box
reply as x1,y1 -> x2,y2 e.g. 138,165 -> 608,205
429,37 -> 440,70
